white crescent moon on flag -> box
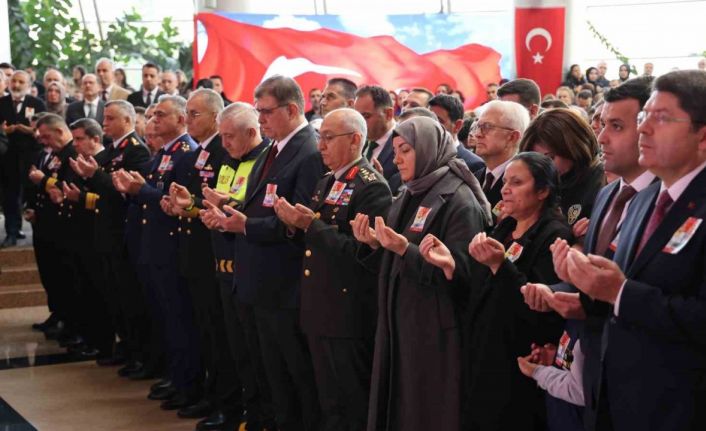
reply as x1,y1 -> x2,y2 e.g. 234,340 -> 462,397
262,56 -> 362,82
525,28 -> 552,52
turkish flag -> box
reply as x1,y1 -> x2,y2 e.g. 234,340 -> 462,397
195,13 -> 501,109
514,7 -> 565,96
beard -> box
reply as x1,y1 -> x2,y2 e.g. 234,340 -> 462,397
10,88 -> 28,100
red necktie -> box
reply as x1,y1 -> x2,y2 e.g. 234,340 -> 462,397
258,144 -> 279,183
594,185 -> 636,256
636,190 -> 673,256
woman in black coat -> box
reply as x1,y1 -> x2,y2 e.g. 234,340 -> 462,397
520,108 -> 605,227
352,117 -> 491,431
421,152 -> 572,430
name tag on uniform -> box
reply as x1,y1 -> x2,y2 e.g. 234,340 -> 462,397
47,156 -> 61,170
230,176 -> 246,194
25,106 -> 34,120
194,150 -> 210,170
505,241 -> 524,262
337,189 -> 353,206
199,170 -> 215,179
324,181 -> 346,204
158,155 -> 172,172
112,154 -> 124,164
663,217 -> 702,254
492,200 -> 504,217
262,183 -> 277,207
409,206 -> 431,232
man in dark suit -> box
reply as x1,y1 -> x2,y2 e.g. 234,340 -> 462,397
127,63 -> 164,109
471,100 -> 528,216
274,108 -> 392,431
112,95 -> 201,410
65,73 -> 104,125
0,70 -> 46,247
354,85 -> 401,195
210,75 -> 324,431
521,76 -> 655,430
428,94 -> 485,172
559,70 -> 706,431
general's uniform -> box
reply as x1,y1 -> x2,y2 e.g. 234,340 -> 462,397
301,159 -> 392,431
171,135 -> 239,411
33,143 -> 79,331
136,134 -> 200,397
84,132 -> 152,364
210,140 -> 275,427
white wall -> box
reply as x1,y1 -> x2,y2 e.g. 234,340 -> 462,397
0,0 -> 11,62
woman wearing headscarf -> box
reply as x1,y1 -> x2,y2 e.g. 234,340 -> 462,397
45,81 -> 67,118
618,63 -> 631,83
420,152 -> 571,430
352,116 -> 491,431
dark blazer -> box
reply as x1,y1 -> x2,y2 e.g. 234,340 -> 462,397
366,172 -> 487,431
474,166 -> 505,214
33,142 -> 78,243
593,170 -> 706,431
0,94 -> 46,152
173,135 -> 229,278
457,144 -> 485,173
375,133 -> 401,195
559,163 -> 605,226
65,99 -> 105,125
233,124 -> 325,308
127,88 -> 165,108
463,211 -> 570,431
301,158 -> 392,339
136,134 -> 197,265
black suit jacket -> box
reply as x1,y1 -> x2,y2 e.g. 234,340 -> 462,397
300,158 -> 392,338
233,124 -> 325,308
0,94 -> 46,152
375,133 -> 401,195
127,88 -> 165,108
474,166 -> 504,214
65,99 -> 105,125
594,170 -> 706,431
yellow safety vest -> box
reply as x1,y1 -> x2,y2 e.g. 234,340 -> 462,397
215,158 -> 257,204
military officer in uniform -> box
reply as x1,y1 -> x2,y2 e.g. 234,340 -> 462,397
69,100 -> 152,369
112,95 -> 201,410
274,108 -> 392,431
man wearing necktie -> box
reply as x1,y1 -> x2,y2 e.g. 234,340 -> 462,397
555,71 -> 706,431
212,75 -> 324,431
0,70 -> 46,247
127,63 -> 164,109
521,76 -> 656,430
65,74 -> 105,125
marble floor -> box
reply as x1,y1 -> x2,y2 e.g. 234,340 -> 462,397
0,306 -> 216,431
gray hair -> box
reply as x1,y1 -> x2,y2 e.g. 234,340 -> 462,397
326,108 -> 367,149
158,94 -> 187,115
217,102 -> 259,131
43,68 -> 64,83
95,57 -> 114,71
105,100 -> 137,125
254,75 -> 305,114
479,100 -> 530,135
188,88 -> 224,113
399,107 -> 439,122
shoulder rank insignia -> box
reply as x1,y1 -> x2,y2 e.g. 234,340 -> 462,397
358,167 -> 378,184
130,137 -> 140,146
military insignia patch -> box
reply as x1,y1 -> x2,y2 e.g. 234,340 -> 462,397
567,204 -> 581,225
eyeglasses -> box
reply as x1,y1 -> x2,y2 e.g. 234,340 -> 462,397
256,103 -> 289,116
637,111 -> 691,126
319,131 -> 356,143
471,122 -> 515,135
187,110 -> 213,119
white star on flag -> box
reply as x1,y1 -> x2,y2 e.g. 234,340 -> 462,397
532,52 -> 544,64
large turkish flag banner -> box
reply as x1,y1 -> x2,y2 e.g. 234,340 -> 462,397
515,7 -> 565,96
195,13 -> 502,109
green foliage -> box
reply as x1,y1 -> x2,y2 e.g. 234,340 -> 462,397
9,0 -> 191,75
586,20 -> 638,75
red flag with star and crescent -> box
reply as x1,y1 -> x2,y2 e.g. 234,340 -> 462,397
514,7 -> 565,96
195,13 -> 502,109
